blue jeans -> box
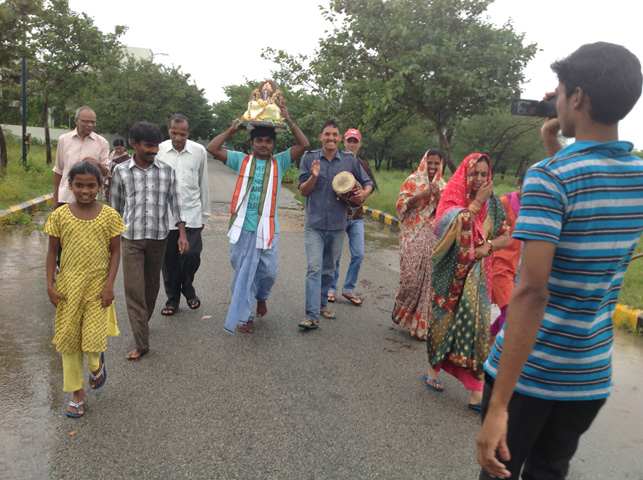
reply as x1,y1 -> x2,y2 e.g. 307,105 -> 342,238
329,219 -> 365,295
304,227 -> 345,321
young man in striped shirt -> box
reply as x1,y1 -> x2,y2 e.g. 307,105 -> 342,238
477,42 -> 643,479
110,121 -> 188,360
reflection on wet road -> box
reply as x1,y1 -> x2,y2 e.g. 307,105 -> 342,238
1,211 -> 642,478
0,215 -> 58,478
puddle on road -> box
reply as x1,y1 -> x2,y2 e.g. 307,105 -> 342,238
2,208 -> 643,477
0,213 -> 59,478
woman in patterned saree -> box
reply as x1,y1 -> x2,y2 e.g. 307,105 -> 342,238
423,153 -> 510,410
392,149 -> 447,340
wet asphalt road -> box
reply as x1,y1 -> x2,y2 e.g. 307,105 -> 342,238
1,159 -> 642,479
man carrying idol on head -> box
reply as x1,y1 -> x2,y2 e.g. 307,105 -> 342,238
206,81 -> 310,334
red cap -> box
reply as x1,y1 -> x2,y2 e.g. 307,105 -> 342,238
344,128 -> 362,142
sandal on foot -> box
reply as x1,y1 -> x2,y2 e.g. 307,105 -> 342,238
89,352 -> 106,390
320,308 -> 336,319
342,293 -> 362,306
161,305 -> 177,316
423,373 -> 445,392
187,297 -> 201,310
327,292 -> 336,303
298,318 -> 320,329
65,401 -> 84,418
468,402 -> 482,412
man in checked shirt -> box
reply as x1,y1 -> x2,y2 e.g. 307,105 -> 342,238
110,121 -> 189,360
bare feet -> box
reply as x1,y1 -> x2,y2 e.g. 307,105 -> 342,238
238,321 -> 254,334
256,300 -> 267,318
126,349 -> 148,360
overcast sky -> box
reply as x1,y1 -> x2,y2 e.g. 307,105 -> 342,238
68,0 -> 643,149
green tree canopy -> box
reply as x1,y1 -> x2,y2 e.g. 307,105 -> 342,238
28,0 -> 125,163
79,57 -> 215,143
266,0 -> 537,172
450,113 -> 548,178
0,0 -> 42,172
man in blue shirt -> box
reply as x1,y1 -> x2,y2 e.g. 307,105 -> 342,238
207,106 -> 309,334
477,42 -> 643,479
298,119 -> 374,329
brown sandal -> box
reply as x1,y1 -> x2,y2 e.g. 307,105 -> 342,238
342,293 -> 362,306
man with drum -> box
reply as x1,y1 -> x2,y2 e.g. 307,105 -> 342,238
328,128 -> 377,307
298,119 -> 374,329
206,105 -> 309,334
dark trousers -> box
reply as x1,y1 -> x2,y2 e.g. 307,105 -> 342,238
162,228 -> 203,308
479,373 -> 606,480
121,237 -> 168,353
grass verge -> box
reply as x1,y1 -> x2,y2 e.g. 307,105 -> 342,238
0,136 -> 53,210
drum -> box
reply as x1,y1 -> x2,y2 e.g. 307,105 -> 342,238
332,171 -> 363,208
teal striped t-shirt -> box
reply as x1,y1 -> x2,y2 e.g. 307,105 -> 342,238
485,140 -> 643,400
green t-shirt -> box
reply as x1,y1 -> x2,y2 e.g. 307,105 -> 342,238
226,149 -> 293,232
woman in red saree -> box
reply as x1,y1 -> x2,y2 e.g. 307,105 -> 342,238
423,153 -> 510,410
392,149 -> 447,340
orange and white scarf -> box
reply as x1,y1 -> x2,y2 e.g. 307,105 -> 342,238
228,154 -> 279,249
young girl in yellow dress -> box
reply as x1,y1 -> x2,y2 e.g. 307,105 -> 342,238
44,161 -> 125,418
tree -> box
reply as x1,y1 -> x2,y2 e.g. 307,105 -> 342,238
29,0 -> 125,164
79,57 -> 215,143
451,113 -> 547,177
266,0 -> 537,172
0,0 -> 42,172
211,80 -> 317,157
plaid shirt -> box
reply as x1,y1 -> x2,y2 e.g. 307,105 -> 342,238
109,156 -> 185,240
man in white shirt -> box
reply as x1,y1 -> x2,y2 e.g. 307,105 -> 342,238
53,106 -> 110,208
156,114 -> 211,315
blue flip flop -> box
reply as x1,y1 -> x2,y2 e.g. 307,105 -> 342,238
90,352 -> 106,390
423,373 -> 445,392
468,403 -> 482,412
65,401 -> 84,418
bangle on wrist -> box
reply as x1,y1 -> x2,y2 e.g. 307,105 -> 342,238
468,204 -> 480,214
228,127 -> 235,133
486,239 -> 493,252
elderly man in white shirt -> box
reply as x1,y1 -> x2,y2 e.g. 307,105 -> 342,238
156,114 -> 211,315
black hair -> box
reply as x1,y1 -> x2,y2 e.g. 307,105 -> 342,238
551,42 -> 642,124
320,119 -> 341,134
68,161 -> 101,184
250,126 -> 276,141
130,121 -> 163,144
477,155 -> 491,166
426,148 -> 443,159
168,114 -> 190,129
113,138 -> 125,147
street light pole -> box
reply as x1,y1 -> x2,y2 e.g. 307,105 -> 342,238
146,50 -> 168,62
21,44 -> 26,168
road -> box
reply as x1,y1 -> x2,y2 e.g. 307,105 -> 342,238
1,159 -> 642,479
